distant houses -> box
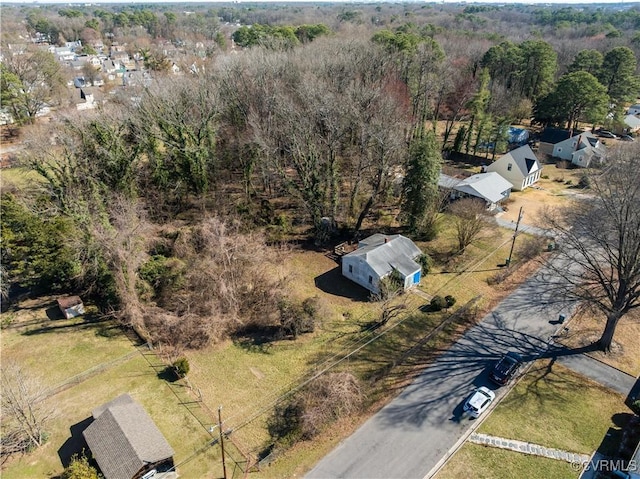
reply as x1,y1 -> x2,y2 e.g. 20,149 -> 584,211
539,128 -> 606,168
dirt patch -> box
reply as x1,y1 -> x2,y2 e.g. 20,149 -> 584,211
498,165 -> 584,225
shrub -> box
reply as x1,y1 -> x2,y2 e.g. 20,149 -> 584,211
487,268 -> 511,285
417,254 -> 433,274
445,295 -> 456,307
61,452 -> 101,479
430,295 -> 447,311
578,174 -> 591,189
172,357 -> 190,378
517,236 -> 546,261
279,299 -> 315,338
268,372 -> 362,447
378,269 -> 404,300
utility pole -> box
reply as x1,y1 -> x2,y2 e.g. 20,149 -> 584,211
218,406 -> 228,479
506,207 -> 524,267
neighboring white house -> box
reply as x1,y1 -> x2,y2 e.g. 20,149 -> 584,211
486,145 -> 542,191
342,234 -> 422,295
551,131 -> 605,168
439,172 -> 513,211
627,104 -> 640,116
624,114 -> 640,133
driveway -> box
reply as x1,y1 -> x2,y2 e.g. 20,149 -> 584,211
306,260 -> 578,479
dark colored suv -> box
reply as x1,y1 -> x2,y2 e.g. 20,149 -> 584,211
489,352 -> 523,386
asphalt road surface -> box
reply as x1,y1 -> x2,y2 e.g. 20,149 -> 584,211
306,262 -> 577,479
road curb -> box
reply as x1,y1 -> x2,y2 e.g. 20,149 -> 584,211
423,350 -> 540,479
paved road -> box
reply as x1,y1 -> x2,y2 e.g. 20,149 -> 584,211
306,262 -> 577,479
556,354 -> 636,396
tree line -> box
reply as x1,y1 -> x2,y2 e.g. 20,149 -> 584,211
2,7 -> 639,357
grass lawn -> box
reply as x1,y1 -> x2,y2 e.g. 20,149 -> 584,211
437,360 -> 629,479
0,353 -> 219,479
1,166 -> 47,192
418,219 -> 541,314
436,443 -> 579,479
558,308 -> 640,377
0,298 -> 219,479
479,360 -> 628,455
1,297 -> 134,389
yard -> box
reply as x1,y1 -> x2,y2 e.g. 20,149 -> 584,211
437,360 -> 631,479
0,299 -> 220,479
1,184 -> 614,479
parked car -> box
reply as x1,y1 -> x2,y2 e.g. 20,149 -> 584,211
620,135 -> 635,142
597,130 -> 617,139
463,386 -> 495,418
489,352 -> 523,386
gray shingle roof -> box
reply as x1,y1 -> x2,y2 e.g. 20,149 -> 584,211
454,172 -> 513,204
83,394 -> 174,479
346,234 -> 421,277
500,145 -> 541,176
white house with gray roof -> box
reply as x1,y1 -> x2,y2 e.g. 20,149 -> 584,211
548,131 -> 605,168
486,145 -> 541,191
439,172 -> 513,211
342,234 -> 422,294
83,394 -> 175,479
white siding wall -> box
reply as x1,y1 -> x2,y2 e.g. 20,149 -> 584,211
342,256 -> 380,293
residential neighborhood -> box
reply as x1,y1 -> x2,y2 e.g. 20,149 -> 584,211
1,3 -> 640,479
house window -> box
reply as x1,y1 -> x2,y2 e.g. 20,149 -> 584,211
368,275 -> 373,284
507,163 -> 512,171
348,265 -> 353,273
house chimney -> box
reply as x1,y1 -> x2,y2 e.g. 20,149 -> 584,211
384,237 -> 389,243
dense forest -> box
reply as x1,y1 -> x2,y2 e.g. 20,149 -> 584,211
2,1 -> 640,347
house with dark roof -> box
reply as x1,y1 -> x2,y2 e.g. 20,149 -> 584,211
83,394 -> 175,479
341,234 -> 422,295
538,127 -> 575,157
552,131 -> 606,168
485,145 -> 542,191
439,172 -> 513,211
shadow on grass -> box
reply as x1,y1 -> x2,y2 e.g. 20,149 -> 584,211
46,305 -> 65,320
314,267 -> 370,302
231,325 -> 284,354
58,416 -> 93,468
21,312 -> 108,336
157,366 -> 181,383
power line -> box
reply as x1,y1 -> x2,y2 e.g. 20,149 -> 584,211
168,233 -> 516,472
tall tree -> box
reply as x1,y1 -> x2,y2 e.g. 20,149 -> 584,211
519,40 -> 557,101
401,130 -> 442,239
597,47 -> 640,112
534,71 -> 608,130
137,76 -> 219,208
465,68 -> 491,157
568,49 -> 603,76
0,50 -> 64,124
449,198 -> 489,253
543,142 -> 640,352
1,361 -> 55,456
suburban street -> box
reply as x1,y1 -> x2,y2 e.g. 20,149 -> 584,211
306,257 -> 587,479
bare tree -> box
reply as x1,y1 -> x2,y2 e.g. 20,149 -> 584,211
1,361 -> 54,456
449,198 -> 489,253
543,143 -> 640,352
